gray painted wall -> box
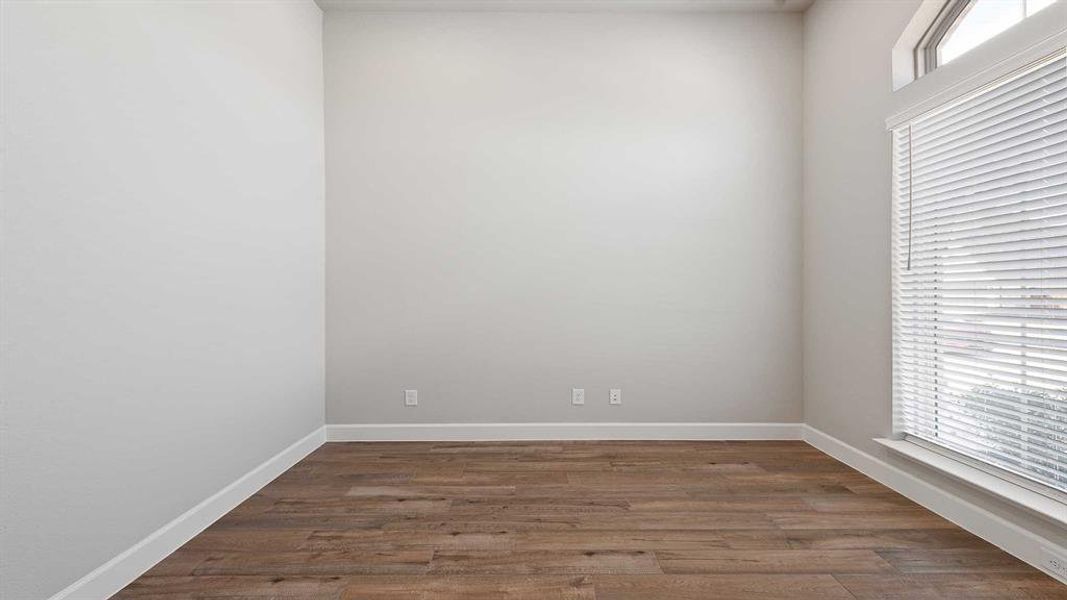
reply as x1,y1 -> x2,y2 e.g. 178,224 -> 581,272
0,2 -> 326,597
802,0 -> 1066,558
324,11 -> 804,424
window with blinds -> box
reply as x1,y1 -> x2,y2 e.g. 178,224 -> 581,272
891,50 -> 1067,494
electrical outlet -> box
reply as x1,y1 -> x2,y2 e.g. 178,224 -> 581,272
404,389 -> 418,407
609,389 -> 622,405
571,388 -> 585,406
1042,547 -> 1067,581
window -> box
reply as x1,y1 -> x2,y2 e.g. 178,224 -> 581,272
891,51 -> 1067,495
918,0 -> 1058,74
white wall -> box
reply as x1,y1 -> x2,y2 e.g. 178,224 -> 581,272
0,2 -> 325,597
802,0 -> 1066,558
324,11 -> 803,424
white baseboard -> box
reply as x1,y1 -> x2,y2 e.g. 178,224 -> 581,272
48,426 -> 327,600
802,425 -> 1067,585
326,422 -> 803,441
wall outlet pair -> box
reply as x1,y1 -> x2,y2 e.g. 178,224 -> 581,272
572,388 -> 622,405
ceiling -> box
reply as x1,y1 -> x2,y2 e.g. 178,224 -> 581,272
315,0 -> 815,12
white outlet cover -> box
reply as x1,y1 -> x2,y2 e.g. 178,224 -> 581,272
609,389 -> 622,405
404,389 -> 418,406
571,388 -> 585,405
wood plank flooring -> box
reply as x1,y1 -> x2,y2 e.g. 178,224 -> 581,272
114,441 -> 1066,599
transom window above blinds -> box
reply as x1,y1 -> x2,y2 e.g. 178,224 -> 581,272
891,50 -> 1067,494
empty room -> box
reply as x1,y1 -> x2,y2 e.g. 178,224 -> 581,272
2,0 -> 1066,598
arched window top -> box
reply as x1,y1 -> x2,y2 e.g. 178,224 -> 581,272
918,0 -> 1057,74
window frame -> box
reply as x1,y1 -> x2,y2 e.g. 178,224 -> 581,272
914,0 -> 974,78
887,0 -> 1067,511
889,48 -> 1067,500
915,0 -> 1060,78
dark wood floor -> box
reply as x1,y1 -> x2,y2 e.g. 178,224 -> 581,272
115,441 -> 1065,599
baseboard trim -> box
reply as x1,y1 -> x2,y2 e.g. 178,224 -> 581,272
48,426 -> 327,600
802,425 -> 1067,585
326,422 -> 803,441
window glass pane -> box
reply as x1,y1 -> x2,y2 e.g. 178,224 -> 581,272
937,0 -> 1056,66
939,0 -> 1026,66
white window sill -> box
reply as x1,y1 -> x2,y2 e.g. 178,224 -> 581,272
874,438 -> 1066,527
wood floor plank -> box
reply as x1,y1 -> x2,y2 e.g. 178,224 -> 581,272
511,485 -> 693,501
627,497 -> 811,512
768,510 -> 958,530
801,493 -> 919,513
112,575 -> 354,599
656,548 -> 896,574
267,497 -> 452,516
875,548 -> 1039,573
592,574 -> 856,599
302,529 -> 517,552
114,441 -> 1063,599
780,528 -> 986,551
428,549 -> 662,575
448,497 -> 632,513
833,573 -> 1067,599
381,512 -> 779,531
190,548 -> 434,576
516,530 -> 726,551
337,575 -> 597,599
178,528 -> 314,552
346,485 -> 516,498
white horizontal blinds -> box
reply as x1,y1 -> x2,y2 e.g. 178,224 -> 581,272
892,50 -> 1067,494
